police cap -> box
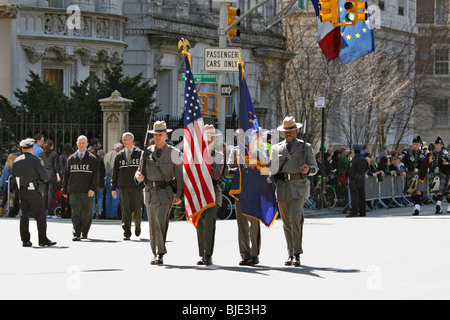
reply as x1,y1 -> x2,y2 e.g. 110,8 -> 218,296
19,138 -> 35,149
353,145 -> 362,151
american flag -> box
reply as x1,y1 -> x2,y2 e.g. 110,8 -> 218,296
182,55 -> 216,227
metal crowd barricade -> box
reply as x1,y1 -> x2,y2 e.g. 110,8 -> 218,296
348,174 -> 413,211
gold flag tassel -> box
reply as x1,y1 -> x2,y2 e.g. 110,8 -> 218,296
178,38 -> 192,66
237,50 -> 244,81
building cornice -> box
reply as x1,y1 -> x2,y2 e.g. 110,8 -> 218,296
0,3 -> 19,18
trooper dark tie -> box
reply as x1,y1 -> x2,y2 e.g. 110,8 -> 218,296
287,142 -> 292,153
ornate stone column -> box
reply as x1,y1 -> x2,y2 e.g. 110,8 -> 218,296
0,3 -> 19,100
99,90 -> 133,152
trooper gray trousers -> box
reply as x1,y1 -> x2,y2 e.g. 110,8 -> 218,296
146,202 -> 172,256
277,197 -> 306,256
235,200 -> 261,260
196,205 -> 217,258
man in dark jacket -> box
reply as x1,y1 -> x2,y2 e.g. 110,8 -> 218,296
347,145 -> 369,217
112,132 -> 143,240
12,138 -> 56,247
63,135 -> 98,241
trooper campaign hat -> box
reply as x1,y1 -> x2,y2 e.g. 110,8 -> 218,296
277,116 -> 303,132
147,120 -> 173,134
19,138 -> 35,149
205,124 -> 221,137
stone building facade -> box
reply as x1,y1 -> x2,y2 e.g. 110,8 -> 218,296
122,0 -> 294,130
415,0 -> 450,146
1,0 -> 293,137
0,0 -> 127,105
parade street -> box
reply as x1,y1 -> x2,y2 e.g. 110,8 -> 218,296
1,204 -> 450,301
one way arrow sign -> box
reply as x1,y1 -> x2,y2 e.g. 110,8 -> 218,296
220,84 -> 232,96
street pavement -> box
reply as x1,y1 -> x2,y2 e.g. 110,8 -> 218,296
1,203 -> 450,301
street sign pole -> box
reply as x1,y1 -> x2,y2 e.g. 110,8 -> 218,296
216,0 -> 271,137
216,1 -> 228,137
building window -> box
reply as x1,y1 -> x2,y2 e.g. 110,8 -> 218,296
436,0 -> 450,25
379,1 -> 385,11
43,68 -> 64,90
48,0 -> 69,8
433,99 -> 449,127
397,0 -> 405,16
434,49 -> 449,75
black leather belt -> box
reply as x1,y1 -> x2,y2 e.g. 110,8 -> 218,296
147,180 -> 169,189
275,172 -> 304,181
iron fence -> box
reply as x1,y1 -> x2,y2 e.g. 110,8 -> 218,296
0,111 -> 102,166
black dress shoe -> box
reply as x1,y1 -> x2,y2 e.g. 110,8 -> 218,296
151,254 -> 164,265
250,256 -> 259,266
73,236 -> 81,241
123,236 -> 131,241
346,213 -> 358,217
239,258 -> 251,266
39,240 -> 56,247
197,257 -> 205,265
413,209 -> 420,216
204,256 -> 213,266
22,241 -> 32,247
285,256 -> 293,266
135,226 -> 141,237
293,254 -> 301,267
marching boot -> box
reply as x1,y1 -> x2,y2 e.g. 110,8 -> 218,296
285,256 -> 294,266
293,254 -> 301,267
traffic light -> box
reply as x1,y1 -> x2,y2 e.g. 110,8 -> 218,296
227,4 -> 241,38
318,0 -> 339,25
344,1 -> 368,23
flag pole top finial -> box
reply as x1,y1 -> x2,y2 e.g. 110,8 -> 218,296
237,49 -> 244,67
178,38 -> 191,54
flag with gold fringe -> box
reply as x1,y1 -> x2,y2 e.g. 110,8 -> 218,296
228,59 -> 278,227
180,39 -> 216,227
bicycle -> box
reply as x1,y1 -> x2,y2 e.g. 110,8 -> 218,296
168,193 -> 235,221
313,175 -> 337,209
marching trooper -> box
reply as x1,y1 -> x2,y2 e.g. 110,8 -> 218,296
429,137 -> 450,214
195,125 -> 223,266
401,136 -> 428,216
135,121 -> 183,265
270,116 -> 317,267
225,129 -> 262,266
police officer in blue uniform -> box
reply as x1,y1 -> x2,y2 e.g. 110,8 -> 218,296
347,145 -> 368,217
11,138 -> 57,247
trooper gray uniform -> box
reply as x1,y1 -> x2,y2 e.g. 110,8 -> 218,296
138,143 -> 183,264
11,138 -> 56,247
271,117 -> 317,267
196,147 -> 223,265
225,145 -> 261,265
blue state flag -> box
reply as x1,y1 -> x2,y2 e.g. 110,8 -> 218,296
338,0 -> 375,64
229,62 -> 278,227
